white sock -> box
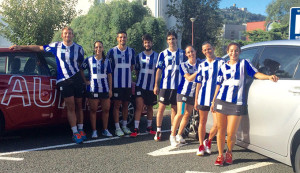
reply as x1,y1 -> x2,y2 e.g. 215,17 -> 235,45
77,124 -> 83,130
147,120 -> 152,127
122,120 -> 127,127
92,130 -> 97,134
157,127 -> 161,132
134,120 -> 140,129
71,126 -> 78,134
115,123 -> 120,130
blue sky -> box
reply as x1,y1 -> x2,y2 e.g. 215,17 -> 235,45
219,0 -> 273,16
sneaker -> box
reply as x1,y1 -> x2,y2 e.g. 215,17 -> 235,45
154,131 -> 161,141
115,128 -> 124,137
225,151 -> 233,164
214,155 -> 224,166
72,132 -> 83,144
91,131 -> 98,139
204,139 -> 212,154
176,134 -> 186,144
78,129 -> 87,141
130,128 -> 140,137
170,135 -> 180,147
102,129 -> 113,137
196,145 -> 205,156
146,126 -> 156,135
122,126 -> 131,135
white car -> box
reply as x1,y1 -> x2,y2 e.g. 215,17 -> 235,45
205,40 -> 300,172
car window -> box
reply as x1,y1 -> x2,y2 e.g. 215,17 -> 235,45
4,52 -> 38,75
44,53 -> 57,77
257,46 -> 300,79
0,56 -> 8,74
294,62 -> 300,80
239,47 -> 259,62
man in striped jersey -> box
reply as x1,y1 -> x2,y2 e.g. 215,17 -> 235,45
10,27 -> 86,144
195,42 -> 224,155
153,31 -> 186,141
130,34 -> 158,137
107,31 -> 135,137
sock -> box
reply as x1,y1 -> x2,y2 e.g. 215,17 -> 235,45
134,120 -> 140,129
71,126 -> 78,134
147,120 -> 152,127
93,130 -> 97,134
77,124 -> 83,130
157,127 -> 161,132
122,120 -> 127,127
171,126 -> 173,131
115,123 -> 120,130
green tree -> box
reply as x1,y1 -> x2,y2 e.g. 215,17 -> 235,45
0,0 -> 78,45
266,0 -> 300,25
167,0 -> 223,58
53,0 -> 166,56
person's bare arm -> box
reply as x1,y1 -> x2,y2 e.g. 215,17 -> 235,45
9,45 -> 44,52
153,68 -> 162,95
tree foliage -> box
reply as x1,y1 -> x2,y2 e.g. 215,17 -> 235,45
0,0 -> 78,45
52,0 -> 166,56
167,0 -> 223,58
266,0 -> 300,25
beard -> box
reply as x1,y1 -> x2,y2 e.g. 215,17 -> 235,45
145,47 -> 152,51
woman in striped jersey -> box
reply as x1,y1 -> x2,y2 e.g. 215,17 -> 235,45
169,45 -> 200,147
211,42 -> 279,166
80,41 -> 113,139
194,42 -> 224,156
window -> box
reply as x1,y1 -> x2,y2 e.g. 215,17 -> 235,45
258,46 -> 300,79
239,47 -> 260,63
143,0 -> 147,5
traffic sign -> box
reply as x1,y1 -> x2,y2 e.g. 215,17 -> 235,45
289,7 -> 300,39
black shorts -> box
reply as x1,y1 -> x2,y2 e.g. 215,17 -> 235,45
197,105 -> 210,111
158,89 -> 177,105
135,87 -> 157,106
57,72 -> 84,98
214,99 -> 247,116
176,94 -> 194,105
87,92 -> 109,99
112,88 -> 131,101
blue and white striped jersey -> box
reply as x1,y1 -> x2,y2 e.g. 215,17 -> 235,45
156,48 -> 186,89
177,58 -> 201,97
135,51 -> 158,91
80,56 -> 112,93
107,46 -> 135,88
44,42 -> 84,83
195,58 -> 224,106
216,59 -> 258,105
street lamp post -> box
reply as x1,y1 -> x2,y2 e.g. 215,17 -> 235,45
190,17 -> 196,46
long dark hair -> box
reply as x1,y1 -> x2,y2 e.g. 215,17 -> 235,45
94,40 -> 106,64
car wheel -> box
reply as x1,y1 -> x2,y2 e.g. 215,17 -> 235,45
184,109 -> 199,139
119,101 -> 135,127
295,144 -> 300,173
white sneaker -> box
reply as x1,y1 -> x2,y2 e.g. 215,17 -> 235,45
204,139 -> 212,154
115,128 -> 124,137
176,134 -> 186,144
91,131 -> 98,139
122,126 -> 131,135
170,135 -> 180,147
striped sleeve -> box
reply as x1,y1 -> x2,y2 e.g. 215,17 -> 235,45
244,59 -> 258,78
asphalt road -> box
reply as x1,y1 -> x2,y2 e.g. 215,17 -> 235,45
0,115 -> 294,173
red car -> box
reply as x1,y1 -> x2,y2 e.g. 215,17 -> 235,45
0,48 -> 137,134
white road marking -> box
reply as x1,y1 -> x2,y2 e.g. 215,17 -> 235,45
0,130 -> 170,157
148,145 -> 197,156
0,156 -> 23,161
185,162 -> 274,173
221,162 -> 273,173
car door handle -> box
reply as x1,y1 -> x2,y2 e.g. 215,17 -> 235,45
289,86 -> 300,93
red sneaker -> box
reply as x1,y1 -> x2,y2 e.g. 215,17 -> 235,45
225,151 -> 233,164
214,155 -> 224,166
196,145 -> 205,156
146,126 -> 156,135
130,128 -> 140,137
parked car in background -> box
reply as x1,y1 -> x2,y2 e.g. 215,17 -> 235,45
203,40 -> 300,172
0,48 -> 137,135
